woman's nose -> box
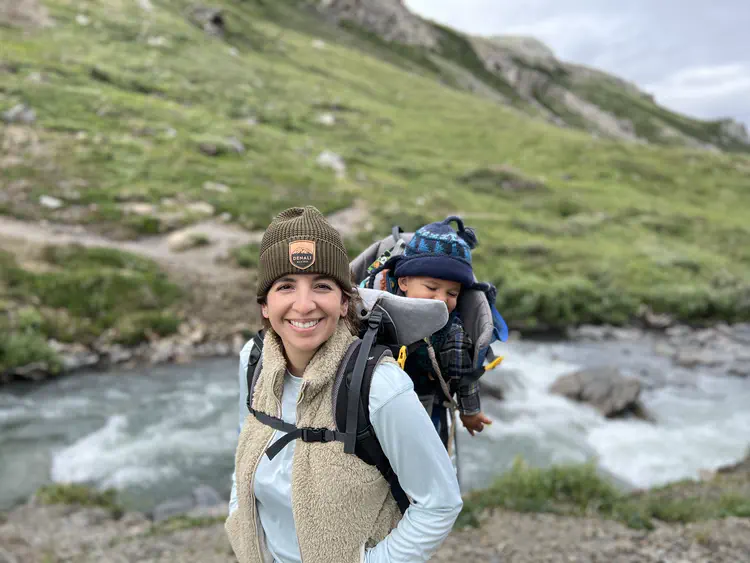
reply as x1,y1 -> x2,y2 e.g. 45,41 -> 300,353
293,288 -> 316,314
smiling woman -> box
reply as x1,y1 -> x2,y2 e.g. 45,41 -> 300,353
225,206 -> 463,563
260,274 -> 350,376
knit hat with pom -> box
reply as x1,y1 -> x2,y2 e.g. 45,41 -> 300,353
392,216 -> 478,287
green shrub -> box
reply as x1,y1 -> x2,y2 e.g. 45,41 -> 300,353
36,484 -> 123,518
113,311 -> 182,346
457,457 -> 750,531
0,331 -> 61,374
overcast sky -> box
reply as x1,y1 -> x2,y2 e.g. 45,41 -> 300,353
405,0 -> 750,127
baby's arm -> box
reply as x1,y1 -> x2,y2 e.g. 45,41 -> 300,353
438,325 -> 480,415
439,324 -> 493,435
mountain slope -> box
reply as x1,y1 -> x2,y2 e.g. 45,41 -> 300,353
1,0 -> 750,374
314,0 -> 750,151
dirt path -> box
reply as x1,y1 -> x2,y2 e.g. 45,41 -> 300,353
0,201 -> 368,278
0,203 -> 370,336
0,214 -> 265,339
0,215 -> 263,281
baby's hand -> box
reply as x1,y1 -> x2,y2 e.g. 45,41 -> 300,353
459,412 -> 492,436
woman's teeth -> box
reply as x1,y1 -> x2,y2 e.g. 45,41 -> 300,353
289,320 -> 320,329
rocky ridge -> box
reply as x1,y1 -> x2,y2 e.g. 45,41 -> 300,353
312,0 -> 750,150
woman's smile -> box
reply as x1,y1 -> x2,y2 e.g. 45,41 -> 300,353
286,318 -> 323,331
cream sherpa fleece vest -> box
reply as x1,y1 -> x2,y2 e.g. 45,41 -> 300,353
225,321 -> 402,563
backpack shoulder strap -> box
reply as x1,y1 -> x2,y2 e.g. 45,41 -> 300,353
245,330 -> 265,412
333,326 -> 411,514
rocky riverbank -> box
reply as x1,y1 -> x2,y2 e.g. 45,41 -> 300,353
0,318 -> 254,385
4,318 -> 748,386
2,454 -> 748,563
567,320 -> 750,379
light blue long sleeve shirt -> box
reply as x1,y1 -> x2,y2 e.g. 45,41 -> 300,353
228,340 -> 463,563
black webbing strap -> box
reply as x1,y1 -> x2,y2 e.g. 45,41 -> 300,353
368,444 -> 410,513
245,332 -> 264,412
391,225 -> 403,244
344,309 -> 382,454
251,408 -> 345,460
388,474 -> 411,514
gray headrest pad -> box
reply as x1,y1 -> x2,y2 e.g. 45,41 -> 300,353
357,288 -> 448,346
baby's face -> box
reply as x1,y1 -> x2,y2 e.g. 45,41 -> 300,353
397,276 -> 462,313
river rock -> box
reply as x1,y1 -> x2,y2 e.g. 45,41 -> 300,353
674,348 -> 726,368
151,496 -> 195,522
725,322 -> 750,344
60,345 -> 99,371
149,340 -> 176,364
728,361 -> 750,377
567,325 -> 614,341
639,306 -> 674,329
150,485 -> 223,522
666,325 -> 692,339
193,485 -> 223,508
106,344 -> 134,364
549,367 -> 647,419
4,361 -> 50,382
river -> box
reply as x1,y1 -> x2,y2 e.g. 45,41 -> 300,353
1,334 -> 749,513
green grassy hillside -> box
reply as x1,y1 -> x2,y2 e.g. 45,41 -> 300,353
2,0 -> 750,373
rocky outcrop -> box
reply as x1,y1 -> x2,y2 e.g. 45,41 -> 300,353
0,0 -> 53,29
187,5 -> 225,36
311,1 -> 748,152
469,36 -> 640,142
549,367 -> 651,420
718,118 -> 750,146
314,0 -> 437,47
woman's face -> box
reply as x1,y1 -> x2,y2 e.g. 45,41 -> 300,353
262,274 -> 348,372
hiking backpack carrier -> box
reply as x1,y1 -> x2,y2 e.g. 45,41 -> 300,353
350,225 -> 510,374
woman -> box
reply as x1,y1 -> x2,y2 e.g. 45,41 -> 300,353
226,206 -> 463,563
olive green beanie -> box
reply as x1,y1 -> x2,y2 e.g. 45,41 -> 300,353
256,206 -> 351,298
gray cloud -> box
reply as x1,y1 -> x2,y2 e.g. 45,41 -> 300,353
405,0 -> 750,126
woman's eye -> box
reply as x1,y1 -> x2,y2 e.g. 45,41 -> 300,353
276,283 -> 293,291
425,286 -> 437,291
315,283 -> 333,291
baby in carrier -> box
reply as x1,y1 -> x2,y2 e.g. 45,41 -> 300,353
359,216 -> 493,448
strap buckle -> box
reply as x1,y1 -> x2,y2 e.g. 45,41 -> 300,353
367,309 -> 383,331
301,427 -> 333,443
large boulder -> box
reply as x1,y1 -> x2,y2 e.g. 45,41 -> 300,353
549,367 -> 650,420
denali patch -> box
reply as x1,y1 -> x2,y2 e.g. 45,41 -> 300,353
289,240 -> 315,270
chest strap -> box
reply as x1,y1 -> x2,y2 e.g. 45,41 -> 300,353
250,407 -> 346,460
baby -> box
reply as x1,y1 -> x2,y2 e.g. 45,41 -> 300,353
362,216 -> 492,445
